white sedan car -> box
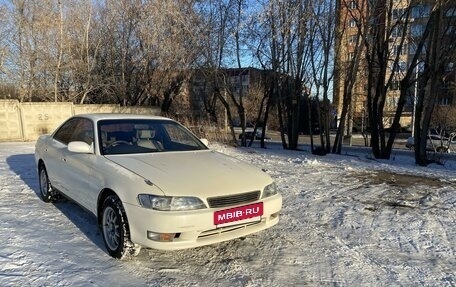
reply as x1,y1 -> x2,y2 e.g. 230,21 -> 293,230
35,114 -> 282,259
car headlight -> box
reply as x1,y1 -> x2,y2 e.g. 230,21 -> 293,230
137,194 -> 207,211
262,182 -> 278,198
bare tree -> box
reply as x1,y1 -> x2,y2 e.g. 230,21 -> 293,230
53,0 -> 63,102
8,0 -> 59,101
363,0 -> 402,159
333,0 -> 454,163
332,0 -> 366,154
0,4 -> 11,83
413,1 -> 456,165
233,0 -> 248,147
255,0 -> 313,150
196,0 -> 252,146
193,0 -> 240,144
309,0 -> 336,154
253,0 -> 287,149
62,0 -> 103,104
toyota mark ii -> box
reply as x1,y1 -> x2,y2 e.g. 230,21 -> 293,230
34,114 -> 282,259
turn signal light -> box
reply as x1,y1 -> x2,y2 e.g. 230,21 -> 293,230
147,231 -> 176,242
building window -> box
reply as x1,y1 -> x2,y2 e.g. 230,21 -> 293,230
393,8 -> 405,20
391,25 -> 403,37
401,44 -> 407,55
348,18 -> 357,28
390,80 -> 400,90
348,34 -> 358,45
348,0 -> 357,9
446,7 -> 456,17
408,42 -> 417,54
439,97 -> 449,106
411,23 -> 424,37
348,52 -> 355,61
392,61 -> 407,72
412,5 -> 431,19
392,44 -> 407,56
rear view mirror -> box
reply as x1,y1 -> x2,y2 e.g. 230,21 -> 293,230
68,141 -> 93,154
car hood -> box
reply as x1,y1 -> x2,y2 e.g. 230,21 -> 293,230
105,150 -> 272,198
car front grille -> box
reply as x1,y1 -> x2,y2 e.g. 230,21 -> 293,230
207,190 -> 261,208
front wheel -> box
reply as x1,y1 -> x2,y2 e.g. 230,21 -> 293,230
101,195 -> 140,259
38,164 -> 58,202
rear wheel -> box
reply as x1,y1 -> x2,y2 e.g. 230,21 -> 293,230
38,164 -> 58,202
101,195 -> 140,259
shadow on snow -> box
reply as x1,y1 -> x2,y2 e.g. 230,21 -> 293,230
6,153 -> 107,254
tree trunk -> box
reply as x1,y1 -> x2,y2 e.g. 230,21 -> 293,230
216,89 -> 238,145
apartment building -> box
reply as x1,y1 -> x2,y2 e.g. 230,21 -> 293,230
184,67 -> 270,122
334,0 -> 456,132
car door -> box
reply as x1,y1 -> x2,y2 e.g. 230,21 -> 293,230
60,118 -> 96,209
46,118 -> 80,193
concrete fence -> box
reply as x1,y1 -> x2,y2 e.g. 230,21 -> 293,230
0,100 -> 161,141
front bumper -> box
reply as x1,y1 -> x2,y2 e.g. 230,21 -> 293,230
122,194 -> 282,250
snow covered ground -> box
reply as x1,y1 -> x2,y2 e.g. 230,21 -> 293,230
0,141 -> 455,286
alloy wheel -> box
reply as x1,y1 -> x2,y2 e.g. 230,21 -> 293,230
103,206 -> 120,251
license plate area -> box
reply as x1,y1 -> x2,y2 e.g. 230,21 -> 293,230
214,202 -> 263,227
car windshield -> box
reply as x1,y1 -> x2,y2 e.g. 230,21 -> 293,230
98,119 -> 208,155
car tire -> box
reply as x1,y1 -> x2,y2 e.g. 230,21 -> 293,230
101,195 -> 140,259
38,164 -> 58,203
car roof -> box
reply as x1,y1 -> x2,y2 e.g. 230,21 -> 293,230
73,113 -> 170,122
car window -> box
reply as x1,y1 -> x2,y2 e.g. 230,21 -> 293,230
53,118 -> 94,145
53,118 -> 80,145
98,119 -> 207,155
163,124 -> 201,148
71,119 -> 94,145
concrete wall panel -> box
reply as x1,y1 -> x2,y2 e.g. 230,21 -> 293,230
20,102 -> 73,141
74,104 -> 161,116
115,106 -> 161,115
0,102 -> 161,141
0,100 -> 23,141
73,104 -> 120,115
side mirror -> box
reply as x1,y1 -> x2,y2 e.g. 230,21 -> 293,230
68,141 -> 93,154
200,138 -> 209,147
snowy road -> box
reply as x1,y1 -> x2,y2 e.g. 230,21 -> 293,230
1,142 -> 455,286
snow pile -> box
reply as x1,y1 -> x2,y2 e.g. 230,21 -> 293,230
0,142 -> 455,286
